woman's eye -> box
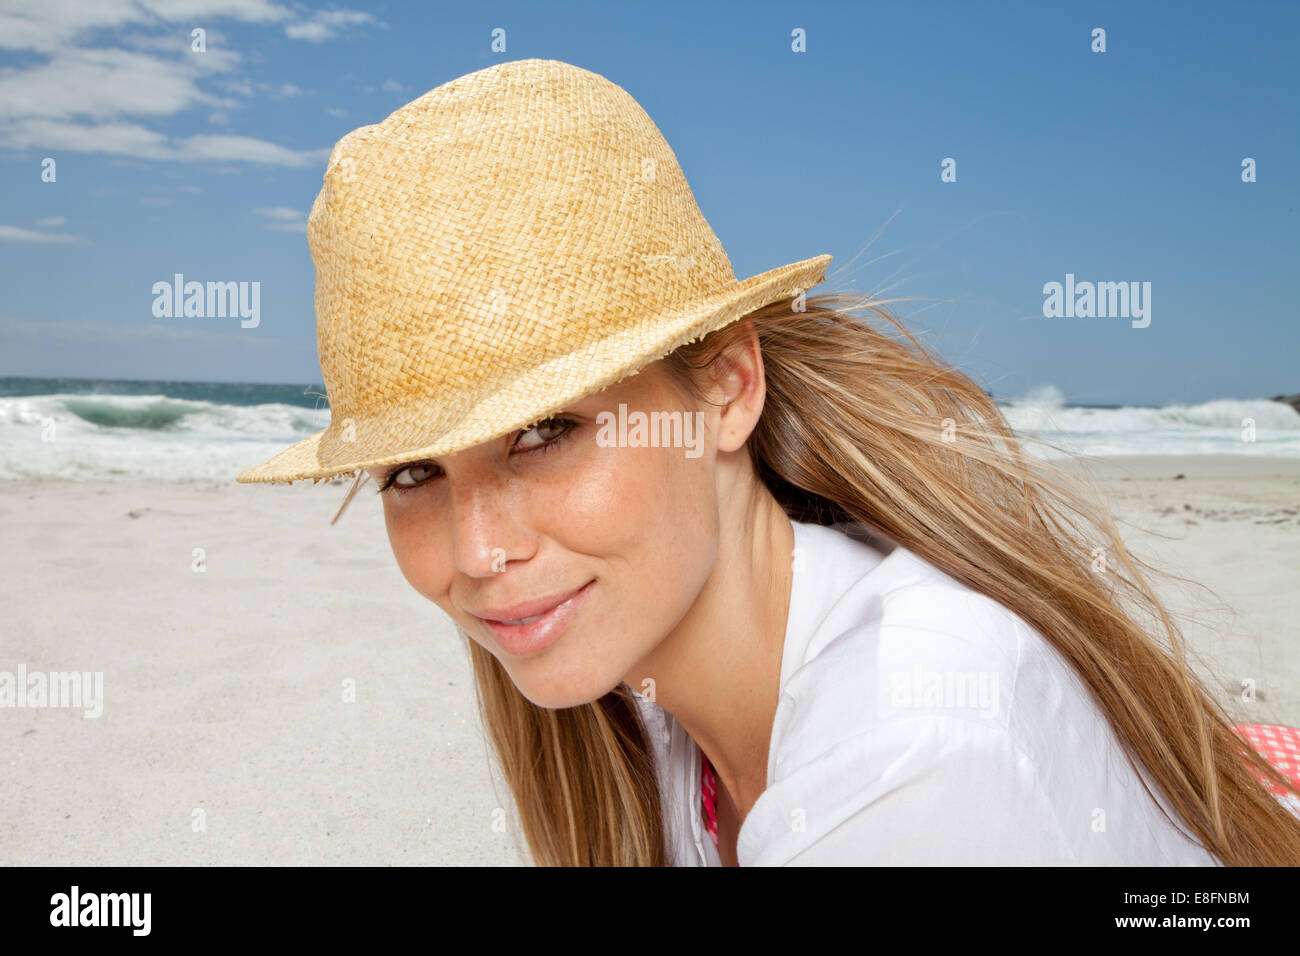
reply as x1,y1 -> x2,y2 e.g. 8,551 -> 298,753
514,418 -> 570,452
391,463 -> 437,488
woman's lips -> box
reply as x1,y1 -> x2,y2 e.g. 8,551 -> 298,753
474,580 -> 595,657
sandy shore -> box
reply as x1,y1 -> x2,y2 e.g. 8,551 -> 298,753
2,455 -> 1296,865
1053,455 -> 1300,727
1,474 -> 528,866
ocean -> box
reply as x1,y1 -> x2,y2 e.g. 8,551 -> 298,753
1,377 -> 1297,481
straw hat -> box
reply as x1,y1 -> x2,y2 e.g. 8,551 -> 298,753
235,58 -> 832,487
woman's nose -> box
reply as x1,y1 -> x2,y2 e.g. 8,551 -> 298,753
445,474 -> 532,578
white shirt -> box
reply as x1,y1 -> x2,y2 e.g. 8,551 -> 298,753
631,517 -> 1221,866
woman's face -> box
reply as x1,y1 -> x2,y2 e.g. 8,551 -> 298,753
367,360 -> 728,709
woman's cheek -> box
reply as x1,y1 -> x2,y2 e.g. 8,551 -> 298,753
382,497 -> 452,602
540,442 -> 655,531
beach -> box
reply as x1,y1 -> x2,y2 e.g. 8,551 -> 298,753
1,454 -> 1296,865
1,473 -> 529,866
1055,455 -> 1300,727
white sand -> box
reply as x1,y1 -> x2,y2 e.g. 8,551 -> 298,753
1054,455 -> 1300,727
2,455 -> 1296,865
1,475 -> 527,866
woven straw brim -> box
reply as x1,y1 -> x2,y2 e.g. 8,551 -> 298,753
235,253 -> 831,484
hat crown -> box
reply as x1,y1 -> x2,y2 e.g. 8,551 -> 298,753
309,58 -> 737,426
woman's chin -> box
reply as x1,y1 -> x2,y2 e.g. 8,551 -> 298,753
508,668 -> 623,710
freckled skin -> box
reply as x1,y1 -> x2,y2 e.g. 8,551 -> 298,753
369,362 -> 723,709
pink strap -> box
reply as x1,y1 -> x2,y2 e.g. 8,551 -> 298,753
700,752 -> 719,847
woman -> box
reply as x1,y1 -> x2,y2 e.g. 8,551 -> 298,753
237,58 -> 1300,866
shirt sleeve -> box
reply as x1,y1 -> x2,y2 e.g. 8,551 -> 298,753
778,715 -> 1079,865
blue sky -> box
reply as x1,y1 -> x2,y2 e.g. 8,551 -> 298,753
0,0 -> 1296,405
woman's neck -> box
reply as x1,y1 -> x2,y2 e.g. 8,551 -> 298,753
625,488 -> 795,823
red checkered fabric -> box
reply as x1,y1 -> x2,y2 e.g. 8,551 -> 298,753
1235,723 -> 1300,797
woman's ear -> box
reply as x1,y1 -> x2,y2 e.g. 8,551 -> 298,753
708,323 -> 767,454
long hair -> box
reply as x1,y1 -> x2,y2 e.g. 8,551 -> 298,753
465,291 -> 1300,866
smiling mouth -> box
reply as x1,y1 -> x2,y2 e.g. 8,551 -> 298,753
473,580 -> 596,658
469,581 -> 593,626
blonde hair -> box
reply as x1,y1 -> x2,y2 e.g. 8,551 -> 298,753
458,291 -> 1300,865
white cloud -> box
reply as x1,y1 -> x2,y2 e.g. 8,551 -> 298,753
256,207 -> 307,232
325,107 -> 348,118
123,33 -> 207,54
255,206 -> 304,220
0,0 -> 151,54
0,1 -> 376,165
178,133 -> 326,165
0,0 -> 293,54
380,78 -> 404,92
35,216 -> 67,227
284,9 -> 377,42
0,223 -> 87,244
4,117 -> 168,155
0,47 -> 241,124
1,117 -> 325,165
